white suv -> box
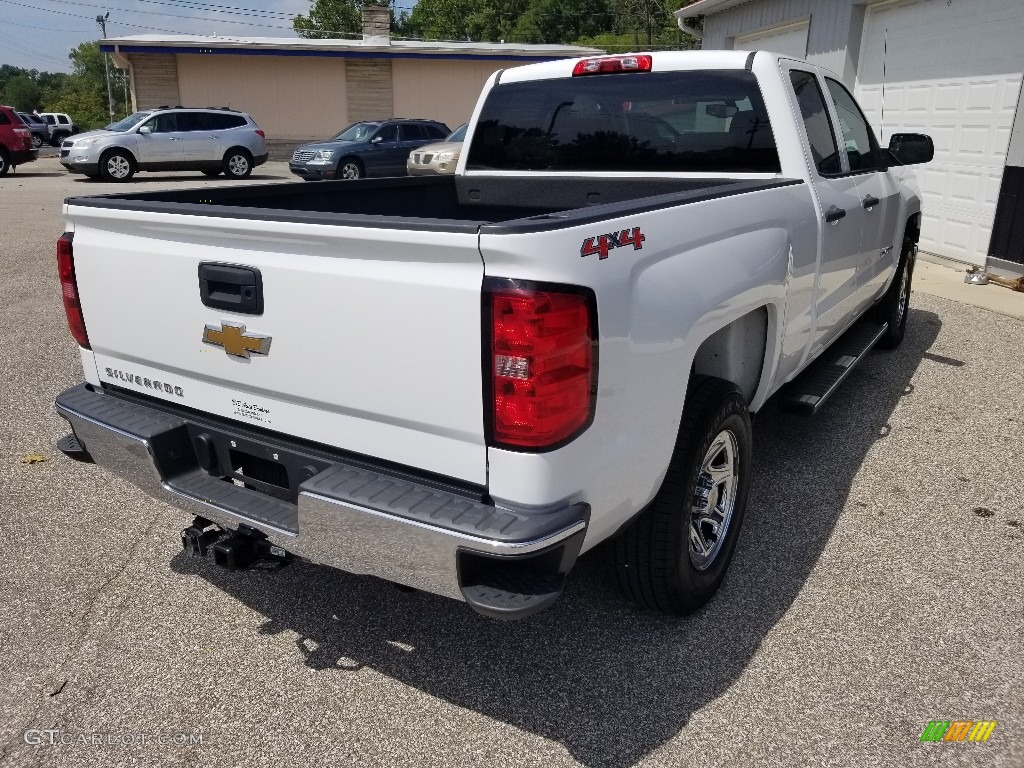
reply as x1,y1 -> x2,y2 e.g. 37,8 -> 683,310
59,107 -> 268,182
37,112 -> 78,145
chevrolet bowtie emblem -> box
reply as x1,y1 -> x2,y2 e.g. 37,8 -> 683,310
203,322 -> 272,359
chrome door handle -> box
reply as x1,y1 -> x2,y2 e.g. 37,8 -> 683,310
825,206 -> 847,224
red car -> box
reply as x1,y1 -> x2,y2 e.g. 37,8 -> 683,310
0,105 -> 39,176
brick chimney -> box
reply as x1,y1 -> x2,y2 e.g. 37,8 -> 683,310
361,4 -> 391,45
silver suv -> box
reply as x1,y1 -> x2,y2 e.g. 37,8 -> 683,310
60,107 -> 268,182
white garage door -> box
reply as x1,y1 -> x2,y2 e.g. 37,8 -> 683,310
856,0 -> 1024,265
734,21 -> 808,60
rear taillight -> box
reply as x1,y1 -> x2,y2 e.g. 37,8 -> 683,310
486,280 -> 596,449
255,129 -> 266,138
57,233 -> 90,349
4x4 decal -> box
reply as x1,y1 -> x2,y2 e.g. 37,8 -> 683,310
580,227 -> 646,260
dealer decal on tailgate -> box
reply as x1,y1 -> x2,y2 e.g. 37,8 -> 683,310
580,227 -> 647,260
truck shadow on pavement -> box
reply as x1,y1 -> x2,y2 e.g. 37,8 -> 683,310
171,308 -> 941,768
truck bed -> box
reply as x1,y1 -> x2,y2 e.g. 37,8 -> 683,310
65,175 -> 800,234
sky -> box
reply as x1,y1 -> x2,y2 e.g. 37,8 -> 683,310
0,0 -> 419,72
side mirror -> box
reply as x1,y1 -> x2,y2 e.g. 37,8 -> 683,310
888,133 -> 934,165
138,124 -> 153,135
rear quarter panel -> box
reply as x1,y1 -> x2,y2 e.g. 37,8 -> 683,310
482,182 -> 818,548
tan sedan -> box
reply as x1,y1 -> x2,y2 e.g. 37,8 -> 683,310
406,123 -> 467,175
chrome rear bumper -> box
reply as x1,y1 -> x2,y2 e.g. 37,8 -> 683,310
56,384 -> 588,619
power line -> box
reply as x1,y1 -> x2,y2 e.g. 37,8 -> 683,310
0,29 -> 74,65
8,0 -> 303,30
0,14 -> 91,30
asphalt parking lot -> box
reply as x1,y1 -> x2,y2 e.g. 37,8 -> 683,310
1,157 -> 1022,768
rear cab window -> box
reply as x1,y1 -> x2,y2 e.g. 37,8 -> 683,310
466,70 -> 780,173
789,70 -> 842,176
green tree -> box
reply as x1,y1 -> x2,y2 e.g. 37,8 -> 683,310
509,0 -> 614,44
42,42 -> 109,129
294,0 -> 396,39
3,74 -> 42,110
403,0 -> 532,42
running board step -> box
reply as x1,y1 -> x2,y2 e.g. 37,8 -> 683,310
779,321 -> 888,416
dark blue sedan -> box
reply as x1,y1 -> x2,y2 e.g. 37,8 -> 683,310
289,119 -> 450,180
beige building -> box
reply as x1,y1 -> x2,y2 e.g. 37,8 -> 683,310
101,7 -> 600,150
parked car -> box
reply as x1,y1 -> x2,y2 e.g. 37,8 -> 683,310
0,105 -> 38,175
59,107 -> 268,182
37,112 -> 79,145
17,112 -> 50,149
407,123 -> 467,175
290,118 -> 449,180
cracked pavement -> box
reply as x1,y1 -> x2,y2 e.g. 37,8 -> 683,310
1,160 -> 1022,768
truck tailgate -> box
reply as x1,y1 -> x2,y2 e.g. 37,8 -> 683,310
67,205 -> 487,484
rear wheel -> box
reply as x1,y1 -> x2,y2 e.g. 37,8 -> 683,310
50,131 -> 68,147
222,148 -> 252,178
99,149 -> 136,182
612,376 -> 753,615
0,149 -> 10,177
31,133 -> 43,149
337,158 -> 362,180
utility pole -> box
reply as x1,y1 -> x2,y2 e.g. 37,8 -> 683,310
96,12 -> 115,123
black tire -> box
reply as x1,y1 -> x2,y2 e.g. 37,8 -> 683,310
337,157 -> 362,180
50,132 -> 68,147
612,376 -> 753,615
872,238 -> 915,350
201,169 -> 221,177
0,149 -> 9,177
99,149 -> 136,182
31,133 -> 43,149
222,148 -> 253,178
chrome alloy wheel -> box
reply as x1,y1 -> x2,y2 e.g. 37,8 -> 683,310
106,155 -> 131,179
339,161 -> 361,180
895,259 -> 910,328
227,154 -> 249,176
688,429 -> 740,571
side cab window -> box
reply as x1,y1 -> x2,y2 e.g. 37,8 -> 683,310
400,124 -> 425,141
374,125 -> 399,143
148,113 -> 179,133
179,112 -> 212,131
824,78 -> 882,173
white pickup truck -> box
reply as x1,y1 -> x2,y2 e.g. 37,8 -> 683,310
54,51 -> 934,620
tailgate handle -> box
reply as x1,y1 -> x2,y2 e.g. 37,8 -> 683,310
198,263 -> 263,315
